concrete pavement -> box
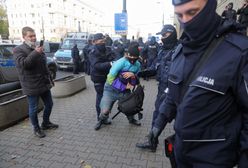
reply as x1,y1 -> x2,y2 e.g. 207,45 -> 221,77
0,75 -> 174,168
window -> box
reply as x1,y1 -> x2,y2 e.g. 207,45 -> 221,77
0,45 -> 16,59
49,43 -> 60,52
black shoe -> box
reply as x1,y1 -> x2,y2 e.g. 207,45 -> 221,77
102,118 -> 111,125
136,141 -> 157,152
94,120 -> 103,130
41,122 -> 59,130
136,135 -> 157,152
129,118 -> 141,126
34,128 -> 46,138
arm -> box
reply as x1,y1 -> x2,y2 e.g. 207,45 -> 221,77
153,93 -> 177,131
237,51 -> 248,167
89,51 -> 111,72
14,46 -> 41,70
106,58 -> 125,84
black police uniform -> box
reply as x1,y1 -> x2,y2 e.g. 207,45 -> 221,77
71,45 -> 81,74
83,43 -> 93,75
89,45 -> 113,119
154,0 -> 248,167
143,37 -> 160,68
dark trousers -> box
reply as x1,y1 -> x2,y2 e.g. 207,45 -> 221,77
27,90 -> 53,129
94,82 -> 105,120
151,82 -> 167,128
84,60 -> 90,75
73,61 -> 80,74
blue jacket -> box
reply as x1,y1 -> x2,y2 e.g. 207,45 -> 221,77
155,33 -> 248,166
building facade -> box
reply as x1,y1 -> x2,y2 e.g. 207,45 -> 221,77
6,0 -> 105,41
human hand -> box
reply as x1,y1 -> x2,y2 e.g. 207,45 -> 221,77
35,46 -> 44,54
122,72 -> 135,79
126,83 -> 133,89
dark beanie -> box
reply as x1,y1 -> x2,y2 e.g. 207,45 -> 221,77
128,42 -> 140,57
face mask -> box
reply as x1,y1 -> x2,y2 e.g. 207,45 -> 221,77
127,57 -> 138,64
180,0 -> 218,40
161,32 -> 177,49
25,40 -> 36,49
95,43 -> 106,53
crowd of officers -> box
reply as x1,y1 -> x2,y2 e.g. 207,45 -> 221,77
14,0 -> 248,167
82,0 -> 248,167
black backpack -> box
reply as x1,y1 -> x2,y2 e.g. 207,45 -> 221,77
112,85 -> 145,119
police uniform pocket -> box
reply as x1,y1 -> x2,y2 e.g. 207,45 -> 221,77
181,127 -> 239,165
168,74 -> 183,104
181,127 -> 226,142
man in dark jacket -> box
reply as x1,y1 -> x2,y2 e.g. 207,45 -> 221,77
221,2 -> 237,22
237,0 -> 248,35
14,27 -> 58,138
145,0 -> 248,167
71,44 -> 81,74
89,33 -> 114,123
83,34 -> 94,75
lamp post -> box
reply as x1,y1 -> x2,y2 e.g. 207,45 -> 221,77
122,0 -> 127,40
156,1 -> 165,27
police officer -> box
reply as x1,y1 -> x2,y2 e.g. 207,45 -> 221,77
71,44 -> 81,74
112,40 -> 125,61
83,34 -> 94,75
146,0 -> 248,167
89,33 -> 114,123
221,2 -> 237,22
136,24 -> 178,152
143,36 -> 160,69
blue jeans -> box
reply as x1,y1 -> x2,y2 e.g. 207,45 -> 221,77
100,83 -> 130,114
27,90 -> 53,129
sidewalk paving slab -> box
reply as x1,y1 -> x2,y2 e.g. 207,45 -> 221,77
0,75 -> 173,168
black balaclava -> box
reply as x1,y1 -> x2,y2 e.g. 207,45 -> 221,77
180,0 -> 221,55
161,31 -> 178,50
95,43 -> 106,53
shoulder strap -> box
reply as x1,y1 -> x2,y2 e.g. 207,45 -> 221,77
181,36 -> 225,99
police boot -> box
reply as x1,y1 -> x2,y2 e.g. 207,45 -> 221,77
94,113 -> 108,131
136,128 -> 159,152
127,115 -> 141,126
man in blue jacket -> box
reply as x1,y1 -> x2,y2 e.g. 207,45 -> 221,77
144,0 -> 248,167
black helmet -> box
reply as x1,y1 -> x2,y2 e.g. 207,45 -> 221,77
172,0 -> 192,6
156,24 -> 176,35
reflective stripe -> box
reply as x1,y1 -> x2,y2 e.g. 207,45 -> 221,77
183,138 -> 226,142
190,84 -> 225,95
245,79 -> 248,96
168,79 -> 180,84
